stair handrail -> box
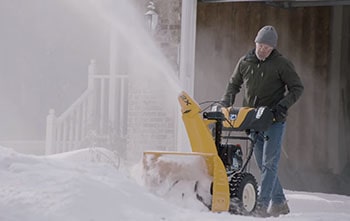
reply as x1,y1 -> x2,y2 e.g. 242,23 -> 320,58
45,59 -> 128,155
45,60 -> 98,154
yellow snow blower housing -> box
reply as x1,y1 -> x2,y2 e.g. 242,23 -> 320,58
143,91 -> 274,214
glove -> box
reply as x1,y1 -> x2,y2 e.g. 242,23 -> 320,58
272,104 -> 288,122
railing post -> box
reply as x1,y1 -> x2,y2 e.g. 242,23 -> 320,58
87,59 -> 97,141
88,59 -> 97,90
45,109 -> 57,155
109,28 -> 118,126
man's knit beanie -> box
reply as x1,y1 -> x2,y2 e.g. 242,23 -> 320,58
254,25 -> 278,48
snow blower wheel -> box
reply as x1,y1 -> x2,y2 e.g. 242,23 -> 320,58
209,172 -> 257,215
228,172 -> 258,215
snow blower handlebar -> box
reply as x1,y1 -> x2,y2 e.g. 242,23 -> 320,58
202,109 -> 256,174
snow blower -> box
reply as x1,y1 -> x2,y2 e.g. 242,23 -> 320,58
143,91 -> 274,215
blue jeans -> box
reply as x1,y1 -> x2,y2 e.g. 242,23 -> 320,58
251,122 -> 286,207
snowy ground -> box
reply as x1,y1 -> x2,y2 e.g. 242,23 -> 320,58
1,146 -> 350,221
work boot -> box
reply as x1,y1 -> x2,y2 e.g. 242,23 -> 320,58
253,202 -> 270,218
269,201 -> 290,217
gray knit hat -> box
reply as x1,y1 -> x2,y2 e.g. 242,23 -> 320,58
254,25 -> 278,48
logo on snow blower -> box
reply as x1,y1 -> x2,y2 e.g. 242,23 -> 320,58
180,94 -> 192,106
256,107 -> 266,119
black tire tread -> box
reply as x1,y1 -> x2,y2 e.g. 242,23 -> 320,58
228,172 -> 258,215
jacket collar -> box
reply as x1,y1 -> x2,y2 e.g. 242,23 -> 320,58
244,48 -> 281,63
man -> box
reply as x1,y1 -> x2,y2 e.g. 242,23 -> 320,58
221,25 -> 304,217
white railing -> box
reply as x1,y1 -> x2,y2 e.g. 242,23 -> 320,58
45,60 -> 128,154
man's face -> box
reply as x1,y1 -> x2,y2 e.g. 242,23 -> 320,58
255,43 -> 273,61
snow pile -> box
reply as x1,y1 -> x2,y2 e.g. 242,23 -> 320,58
0,146 -> 178,221
1,146 -> 350,221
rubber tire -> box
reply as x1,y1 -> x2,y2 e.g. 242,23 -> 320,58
229,172 -> 258,215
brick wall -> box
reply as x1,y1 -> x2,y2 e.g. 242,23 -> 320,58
153,0 -> 182,73
126,0 -> 182,163
127,80 -> 178,163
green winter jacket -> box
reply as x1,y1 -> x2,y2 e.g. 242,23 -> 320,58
222,49 -> 304,110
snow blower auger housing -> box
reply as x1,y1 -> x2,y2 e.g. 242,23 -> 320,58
143,91 -> 274,214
